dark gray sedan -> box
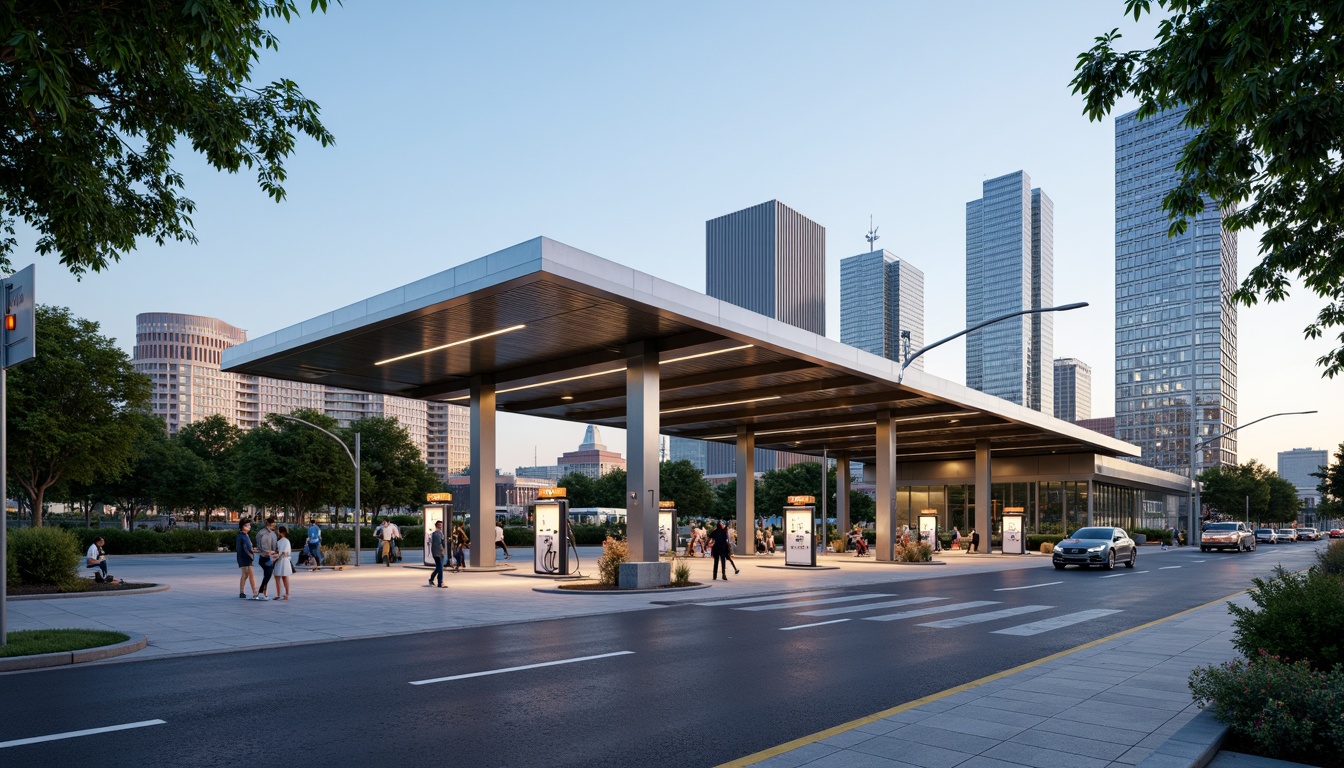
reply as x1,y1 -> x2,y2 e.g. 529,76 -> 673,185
1052,526 -> 1137,570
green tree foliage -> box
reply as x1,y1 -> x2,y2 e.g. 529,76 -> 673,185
848,489 -> 877,524
555,471 -> 597,508
153,440 -> 214,529
348,416 -> 440,517
711,479 -> 739,520
87,411 -> 174,529
7,305 -> 151,526
593,468 -> 627,509
0,1 -> 337,275
232,409 -> 351,516
659,460 -> 713,519
1199,461 -> 1299,525
757,462 -> 830,522
176,414 -> 243,515
1316,443 -> 1344,520
1072,1 -> 1344,376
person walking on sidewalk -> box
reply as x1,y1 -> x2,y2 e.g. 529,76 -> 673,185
708,520 -> 732,581
304,518 -> 324,570
429,520 -> 448,587
452,523 -> 468,571
272,526 -> 293,600
256,517 -> 279,599
236,520 -> 262,600
495,522 -> 511,560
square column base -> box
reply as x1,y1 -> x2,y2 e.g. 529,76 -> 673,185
618,561 -> 670,589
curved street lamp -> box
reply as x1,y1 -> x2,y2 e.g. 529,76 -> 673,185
1189,410 -> 1316,542
278,415 -> 361,567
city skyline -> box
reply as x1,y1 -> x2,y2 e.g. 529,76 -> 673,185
23,2 -> 1339,472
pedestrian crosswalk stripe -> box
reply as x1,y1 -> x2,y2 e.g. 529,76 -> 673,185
991,608 -> 1122,636
780,619 -> 850,631
798,596 -> 945,617
862,600 -> 1000,622
693,590 -> 841,607
735,593 -> 890,612
917,605 -> 1052,628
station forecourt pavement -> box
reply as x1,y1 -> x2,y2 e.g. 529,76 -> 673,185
4,544 -> 1292,768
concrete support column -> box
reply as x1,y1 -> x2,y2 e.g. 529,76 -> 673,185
975,439 -> 992,554
836,452 -> 851,547
625,341 -> 660,562
875,410 -> 896,561
469,375 -> 496,568
735,426 -> 755,553
1087,480 -> 1095,527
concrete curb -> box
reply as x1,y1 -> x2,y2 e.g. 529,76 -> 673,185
7,584 -> 170,601
0,632 -> 148,672
534,583 -> 712,595
1137,708 -> 1228,768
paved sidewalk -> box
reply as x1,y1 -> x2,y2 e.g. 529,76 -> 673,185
5,544 -> 1306,768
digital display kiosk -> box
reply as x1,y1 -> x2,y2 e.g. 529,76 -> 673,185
785,495 -> 816,567
658,500 -> 675,556
1002,509 -> 1026,555
534,488 -> 572,575
918,512 -> 938,551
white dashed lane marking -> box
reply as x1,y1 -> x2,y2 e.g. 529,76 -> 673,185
863,600 -> 1000,622
918,605 -> 1053,628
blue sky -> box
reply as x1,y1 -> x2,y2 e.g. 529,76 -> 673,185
28,1 -> 1341,472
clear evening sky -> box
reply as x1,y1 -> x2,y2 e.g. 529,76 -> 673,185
27,1 -> 1342,473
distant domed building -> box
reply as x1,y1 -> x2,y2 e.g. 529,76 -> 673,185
557,425 -> 626,479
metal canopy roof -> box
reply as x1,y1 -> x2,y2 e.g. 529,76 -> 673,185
222,237 -> 1139,466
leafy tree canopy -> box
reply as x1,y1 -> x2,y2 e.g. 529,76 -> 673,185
6,305 -> 150,525
348,416 -> 440,515
1198,460 -> 1297,525
0,1 -> 336,275
232,409 -> 350,515
659,460 -> 714,520
592,468 -> 627,509
555,471 -> 597,509
1072,1 -> 1344,376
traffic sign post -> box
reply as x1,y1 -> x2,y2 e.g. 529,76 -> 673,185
1,264 -> 36,647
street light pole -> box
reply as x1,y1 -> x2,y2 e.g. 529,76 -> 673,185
897,301 -> 1089,553
278,415 -> 361,567
1190,410 -> 1316,542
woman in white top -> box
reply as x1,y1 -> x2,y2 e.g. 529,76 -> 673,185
273,526 -> 294,600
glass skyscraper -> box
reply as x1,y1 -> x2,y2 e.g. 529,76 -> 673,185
1053,357 -> 1092,422
965,170 -> 1054,413
839,250 -> 925,365
1114,106 -> 1237,478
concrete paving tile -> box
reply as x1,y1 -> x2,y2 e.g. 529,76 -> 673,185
854,718 -> 908,736
1090,690 -> 1193,712
952,756 -> 1033,768
1007,729 -> 1130,761
818,730 -> 878,749
942,704 -> 1046,729
982,740 -> 1109,768
796,749 -> 917,768
971,695 -> 1077,718
1032,718 -> 1148,747
847,735 -> 975,768
915,713 -> 1031,741
888,724 -> 998,755
1050,701 -> 1176,732
884,710 -> 936,725
980,688 -> 1087,708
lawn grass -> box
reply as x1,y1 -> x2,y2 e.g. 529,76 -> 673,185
1,629 -> 129,658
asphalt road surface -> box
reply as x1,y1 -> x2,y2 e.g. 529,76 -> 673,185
0,542 -> 1325,768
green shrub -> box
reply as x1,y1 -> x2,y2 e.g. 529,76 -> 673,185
387,514 -> 419,527
70,527 -> 227,554
1027,534 -> 1066,551
1190,653 -> 1344,760
893,541 -> 932,562
8,527 -> 82,586
597,536 -> 627,586
1228,566 -> 1344,672
1133,527 -> 1175,545
322,543 -> 351,566
671,556 -> 691,587
1316,539 -> 1344,576
1040,541 -> 1055,554
504,526 -> 533,547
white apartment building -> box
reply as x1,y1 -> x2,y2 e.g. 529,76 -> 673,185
133,312 -> 469,479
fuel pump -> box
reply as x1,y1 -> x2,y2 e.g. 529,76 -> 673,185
784,494 -> 817,567
533,487 -> 573,575
422,492 -> 453,566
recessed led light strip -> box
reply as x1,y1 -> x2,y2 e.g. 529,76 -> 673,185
442,343 -> 755,400
375,324 -> 526,366
661,395 -> 781,414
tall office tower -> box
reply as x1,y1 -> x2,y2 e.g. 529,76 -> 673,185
965,171 -> 1054,413
1053,358 -> 1092,422
1114,106 -> 1238,478
840,250 -> 926,365
133,312 -> 469,478
673,200 -> 826,475
706,199 -> 826,334
1277,448 -> 1328,507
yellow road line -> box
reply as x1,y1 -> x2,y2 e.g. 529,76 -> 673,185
717,592 -> 1241,768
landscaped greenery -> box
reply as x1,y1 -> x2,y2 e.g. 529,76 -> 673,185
1,629 -> 130,658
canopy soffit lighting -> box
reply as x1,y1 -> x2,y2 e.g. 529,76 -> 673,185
222,237 -> 1141,466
